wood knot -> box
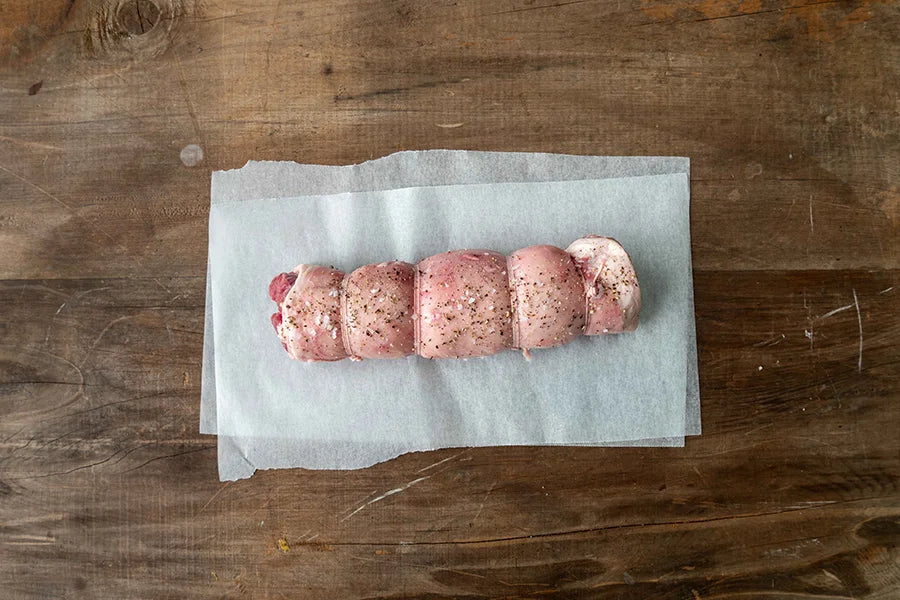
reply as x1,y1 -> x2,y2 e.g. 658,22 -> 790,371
82,0 -> 192,61
117,0 -> 161,36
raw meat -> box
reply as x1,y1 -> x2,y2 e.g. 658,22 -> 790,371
416,250 -> 513,359
268,236 -> 640,362
508,245 -> 586,349
566,236 -> 641,334
274,265 -> 347,362
341,261 -> 416,359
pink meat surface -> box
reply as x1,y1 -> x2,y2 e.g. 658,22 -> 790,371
341,261 -> 416,359
269,236 -> 640,362
566,236 -> 641,334
275,265 -> 347,362
508,245 -> 586,349
268,271 -> 297,304
415,250 -> 513,359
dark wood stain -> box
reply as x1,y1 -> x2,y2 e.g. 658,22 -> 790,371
1,0 -> 898,598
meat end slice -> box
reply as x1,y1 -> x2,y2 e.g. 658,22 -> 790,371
341,261 -> 415,359
416,250 -> 513,359
508,245 -> 586,349
566,236 -> 641,334
268,271 -> 297,304
275,265 -> 347,362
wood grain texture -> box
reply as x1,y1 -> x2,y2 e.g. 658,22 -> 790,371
1,0 -> 898,598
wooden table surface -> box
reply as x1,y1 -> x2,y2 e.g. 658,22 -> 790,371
2,0 -> 899,598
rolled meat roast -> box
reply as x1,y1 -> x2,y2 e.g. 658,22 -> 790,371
269,236 -> 640,362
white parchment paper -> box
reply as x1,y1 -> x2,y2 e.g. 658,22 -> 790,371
205,166 -> 696,480
201,152 -> 698,429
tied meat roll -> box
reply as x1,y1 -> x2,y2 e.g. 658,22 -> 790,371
416,250 -> 513,359
269,236 -> 640,362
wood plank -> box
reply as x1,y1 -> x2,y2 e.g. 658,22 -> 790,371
1,270 -> 897,597
1,1 -> 897,278
1,0 -> 898,597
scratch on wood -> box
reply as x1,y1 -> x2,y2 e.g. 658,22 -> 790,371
472,481 -> 497,524
0,513 -> 66,528
0,163 -> 134,259
415,449 -> 470,473
753,333 -> 785,347
641,0 -> 845,28
198,481 -> 234,514
79,315 -> 134,368
152,279 -> 172,294
852,288 -> 862,372
821,569 -> 842,584
815,303 -> 853,320
487,0 -> 594,17
879,286 -> 893,294
171,48 -> 203,140
341,475 -> 432,522
742,423 -> 774,436
808,196 -> 814,233
3,535 -> 56,545
43,303 -> 68,345
0,163 -> 76,212
0,135 -> 64,152
75,286 -> 111,300
692,465 -> 710,487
